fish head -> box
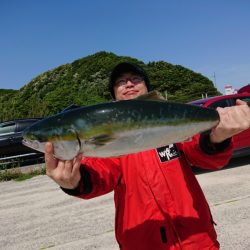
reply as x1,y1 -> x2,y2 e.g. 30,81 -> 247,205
22,119 -> 82,160
22,136 -> 46,154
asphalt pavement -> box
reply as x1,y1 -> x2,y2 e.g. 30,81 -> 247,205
0,156 -> 249,250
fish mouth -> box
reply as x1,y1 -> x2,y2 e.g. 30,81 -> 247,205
22,139 -> 44,153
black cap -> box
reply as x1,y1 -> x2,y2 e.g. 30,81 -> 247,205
109,62 -> 151,99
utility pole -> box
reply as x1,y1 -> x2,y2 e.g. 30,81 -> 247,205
212,72 -> 217,88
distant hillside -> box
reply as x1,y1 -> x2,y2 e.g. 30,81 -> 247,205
0,51 -> 220,121
0,89 -> 18,95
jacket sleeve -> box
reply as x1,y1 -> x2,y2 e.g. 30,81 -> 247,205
177,130 -> 233,170
61,157 -> 122,199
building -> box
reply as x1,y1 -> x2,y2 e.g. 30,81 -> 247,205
224,85 -> 237,95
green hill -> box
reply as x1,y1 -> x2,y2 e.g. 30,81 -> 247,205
0,51 -> 220,121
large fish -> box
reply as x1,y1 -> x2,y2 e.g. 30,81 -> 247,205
22,91 -> 220,160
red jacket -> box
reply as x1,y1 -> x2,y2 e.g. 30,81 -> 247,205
64,133 -> 233,250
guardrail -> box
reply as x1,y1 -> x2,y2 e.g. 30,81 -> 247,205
0,153 -> 45,170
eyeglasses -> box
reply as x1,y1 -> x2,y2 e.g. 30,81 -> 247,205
115,76 -> 144,87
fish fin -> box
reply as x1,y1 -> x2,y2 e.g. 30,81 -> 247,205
86,134 -> 115,146
135,90 -> 166,101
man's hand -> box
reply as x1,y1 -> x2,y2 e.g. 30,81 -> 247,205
45,142 -> 83,189
210,99 -> 250,144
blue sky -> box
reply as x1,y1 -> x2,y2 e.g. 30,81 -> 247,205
0,0 -> 249,94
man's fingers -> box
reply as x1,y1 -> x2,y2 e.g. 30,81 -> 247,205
236,99 -> 248,106
44,143 -> 82,189
72,154 -> 83,176
212,100 -> 250,143
64,160 -> 74,176
45,142 -> 58,172
45,142 -> 53,154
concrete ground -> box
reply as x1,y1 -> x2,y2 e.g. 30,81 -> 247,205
0,156 -> 249,250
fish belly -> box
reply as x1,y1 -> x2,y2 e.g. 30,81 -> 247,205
82,121 -> 217,157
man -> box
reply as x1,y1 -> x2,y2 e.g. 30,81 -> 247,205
45,62 -> 250,249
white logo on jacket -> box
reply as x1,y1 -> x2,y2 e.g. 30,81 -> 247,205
156,144 -> 180,163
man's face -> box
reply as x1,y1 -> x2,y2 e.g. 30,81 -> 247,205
113,72 -> 148,101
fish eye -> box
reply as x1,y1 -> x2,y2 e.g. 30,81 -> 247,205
26,134 -> 37,140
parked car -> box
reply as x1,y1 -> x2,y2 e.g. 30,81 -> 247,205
0,118 -> 44,167
189,91 -> 250,158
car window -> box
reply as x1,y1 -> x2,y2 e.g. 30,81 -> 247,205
208,99 -> 233,109
0,122 -> 16,135
191,103 -> 205,107
240,97 -> 250,102
230,96 -> 250,105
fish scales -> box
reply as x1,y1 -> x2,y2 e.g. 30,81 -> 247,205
22,95 -> 219,160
